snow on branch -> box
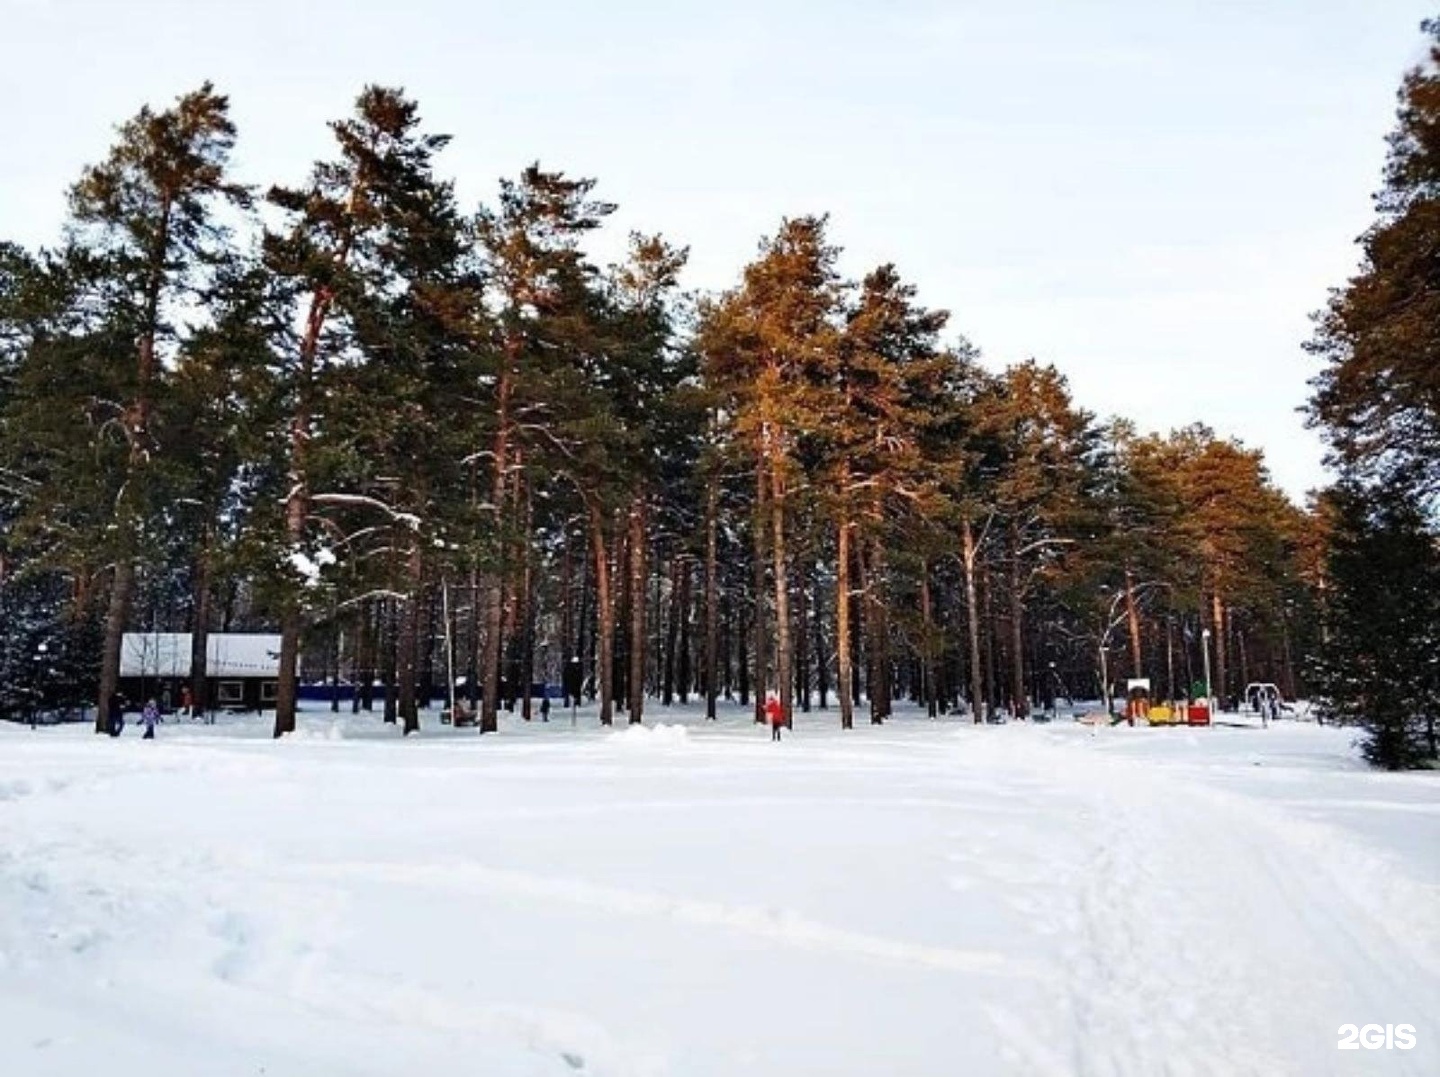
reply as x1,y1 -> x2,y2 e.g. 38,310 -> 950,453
336,588 -> 414,610
310,492 -> 421,530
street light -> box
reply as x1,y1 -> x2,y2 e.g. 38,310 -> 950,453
1200,628 -> 1213,720
31,642 -> 49,730
567,656 -> 582,727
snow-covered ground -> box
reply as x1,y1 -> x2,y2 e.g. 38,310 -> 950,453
2,702 -> 1436,1076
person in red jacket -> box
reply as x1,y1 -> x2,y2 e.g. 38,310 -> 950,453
765,692 -> 784,741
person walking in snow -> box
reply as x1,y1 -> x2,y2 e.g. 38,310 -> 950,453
107,692 -> 125,737
765,692 -> 785,741
141,698 -> 159,740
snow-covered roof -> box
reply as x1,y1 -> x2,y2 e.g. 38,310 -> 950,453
120,633 -> 282,678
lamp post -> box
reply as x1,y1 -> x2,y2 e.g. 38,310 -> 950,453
567,656 -> 581,727
31,642 -> 49,729
1200,627 -> 1213,720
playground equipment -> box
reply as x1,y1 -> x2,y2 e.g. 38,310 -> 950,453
1075,675 -> 1212,729
1244,682 -> 1286,722
1146,702 -> 1178,725
1123,679 -> 1151,724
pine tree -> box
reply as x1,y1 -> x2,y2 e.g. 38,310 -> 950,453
1312,479 -> 1440,767
0,245 -> 120,711
475,166 -> 614,728
1308,17 -> 1440,496
700,216 -> 843,730
155,262 -> 282,718
831,264 -> 954,724
986,362 -> 1097,718
66,83 -> 250,732
264,86 -> 457,736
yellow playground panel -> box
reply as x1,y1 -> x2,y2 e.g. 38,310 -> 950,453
1147,704 -> 1178,725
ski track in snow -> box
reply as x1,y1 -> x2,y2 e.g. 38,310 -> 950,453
292,858 -> 1052,981
0,709 -> 1436,1076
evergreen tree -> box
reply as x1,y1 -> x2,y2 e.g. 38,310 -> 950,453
1308,16 -> 1440,497
475,165 -> 614,728
1312,479 -> 1440,767
701,216 -> 844,730
66,83 -> 249,732
986,362 -> 1097,718
264,85 -> 455,736
831,264 -> 954,725
158,262 -> 284,717
0,245 -> 142,714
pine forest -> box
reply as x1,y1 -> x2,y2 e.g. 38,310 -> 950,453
3,18 -> 1439,770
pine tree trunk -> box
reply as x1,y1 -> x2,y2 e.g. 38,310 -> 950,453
962,515 -> 985,724
421,589 -> 438,711
628,497 -> 646,724
921,561 -> 936,718
189,527 -> 212,718
650,540 -> 663,701
813,563 -> 829,710
615,525 -> 630,713
983,570 -> 997,719
97,560 -> 134,734
577,538 -> 592,703
560,527 -> 574,705
705,477 -> 719,719
850,533 -> 865,710
1008,525 -> 1029,719
1211,592 -> 1228,709
867,538 -> 888,724
663,553 -> 680,706
382,599 -> 398,724
795,558 -> 809,713
1124,567 -> 1144,678
737,600 -> 750,705
357,599 -> 375,713
479,341 -> 517,734
836,509 -> 854,731
719,594 -> 732,701
398,543 -> 422,734
770,458 -> 792,728
752,457 -> 768,722
677,559 -> 692,705
330,615 -> 343,714
1237,624 -> 1250,695
589,500 -> 615,725
519,479 -> 535,722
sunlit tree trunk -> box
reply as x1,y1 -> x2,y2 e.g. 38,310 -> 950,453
962,515 -> 985,724
589,499 -> 615,725
836,505 -> 854,731
704,477 -> 719,719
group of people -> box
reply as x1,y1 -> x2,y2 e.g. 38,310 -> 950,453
106,693 -> 162,739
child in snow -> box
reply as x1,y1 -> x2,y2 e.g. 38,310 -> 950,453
765,692 -> 784,741
141,699 -> 160,740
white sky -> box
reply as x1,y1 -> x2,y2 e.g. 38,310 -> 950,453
3,0 -> 1432,501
